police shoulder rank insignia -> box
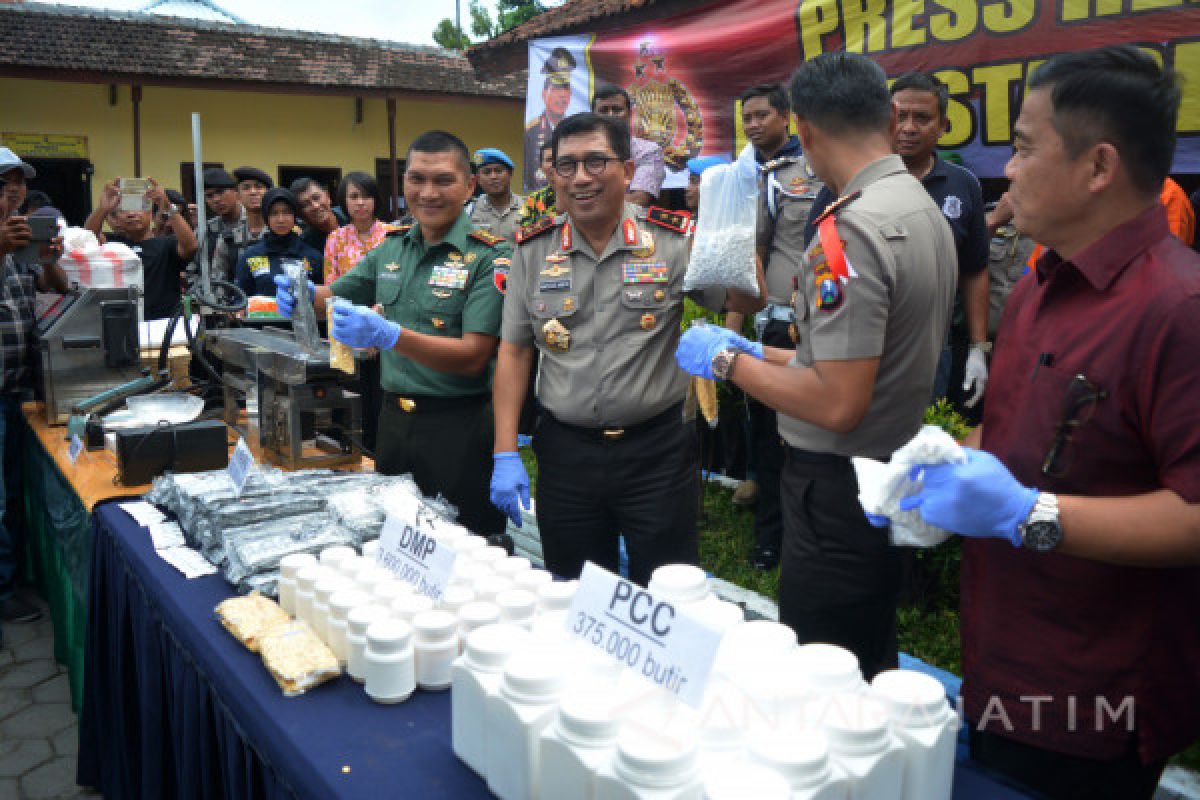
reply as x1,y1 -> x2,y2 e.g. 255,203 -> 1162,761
469,229 -> 504,247
385,223 -> 414,237
515,216 -> 556,244
813,190 -> 862,226
646,206 -> 692,234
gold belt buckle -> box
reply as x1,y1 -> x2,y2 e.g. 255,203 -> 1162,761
602,428 -> 625,441
398,397 -> 416,412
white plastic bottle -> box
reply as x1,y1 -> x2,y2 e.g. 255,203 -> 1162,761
496,588 -> 538,629
495,555 -> 533,578
792,643 -> 866,695
473,544 -> 509,568
537,580 -> 578,613
361,539 -> 380,560
748,728 -> 850,800
293,564 -> 326,626
702,762 -> 791,800
594,722 -> 703,800
871,670 -> 958,800
412,609 -> 459,691
319,544 -> 357,571
475,575 -> 515,605
346,604 -> 389,683
458,600 -> 502,642
326,589 -> 368,665
363,619 -> 416,704
816,693 -> 905,800
440,585 -> 476,615
514,569 -> 553,593
278,552 -> 317,616
537,688 -> 621,800
647,564 -> 711,607
451,622 -> 532,777
374,578 -> 412,609
355,565 -> 393,599
312,573 -> 351,644
486,650 -> 569,800
339,554 -> 371,584
393,593 -> 435,623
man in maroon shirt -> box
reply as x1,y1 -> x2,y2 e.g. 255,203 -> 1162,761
894,46 -> 1200,799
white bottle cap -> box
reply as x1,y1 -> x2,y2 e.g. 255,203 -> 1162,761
493,555 -> 532,578
702,763 -> 791,799
614,722 -> 699,788
347,604 -> 389,636
464,622 -> 531,671
818,693 -> 891,757
457,600 -> 501,635
791,643 -> 864,694
374,579 -> 413,607
338,554 -> 370,581
871,669 -> 953,727
748,728 -> 833,789
557,688 -> 621,747
434,524 -> 469,549
502,650 -> 566,704
393,593 -> 435,621
472,545 -> 508,567
717,620 -> 797,674
537,580 -> 577,611
450,561 -> 492,585
361,540 -> 380,559
356,566 -> 393,596
513,569 -> 553,592
280,552 -> 318,579
319,545 -> 356,569
648,564 -> 710,605
496,588 -> 537,623
455,535 -> 487,555
295,564 -> 327,592
328,589 -> 369,620
314,574 -> 351,604
474,575 -> 515,604
689,598 -> 744,633
412,609 -> 458,643
439,585 -> 476,614
366,618 -> 413,654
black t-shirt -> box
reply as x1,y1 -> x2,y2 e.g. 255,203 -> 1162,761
108,234 -> 186,320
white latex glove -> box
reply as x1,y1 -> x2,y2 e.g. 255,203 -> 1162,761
963,344 -> 989,408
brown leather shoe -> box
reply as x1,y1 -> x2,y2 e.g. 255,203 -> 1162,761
731,479 -> 759,507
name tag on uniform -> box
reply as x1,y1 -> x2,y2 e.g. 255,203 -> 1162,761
429,265 -> 468,290
247,256 -> 270,275
622,260 -> 668,285
538,278 -> 571,292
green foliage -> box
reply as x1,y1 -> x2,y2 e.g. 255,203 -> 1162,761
432,18 -> 471,50
923,398 -> 972,441
697,484 -> 780,600
495,0 -> 544,32
469,1 -> 496,39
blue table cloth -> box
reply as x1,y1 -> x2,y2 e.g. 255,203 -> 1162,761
77,501 -> 1031,799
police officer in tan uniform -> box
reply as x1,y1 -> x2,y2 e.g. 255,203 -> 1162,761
490,112 -> 762,585
469,149 -> 524,242
676,53 -> 956,677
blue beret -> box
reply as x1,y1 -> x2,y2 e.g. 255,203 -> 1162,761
473,148 -> 514,170
686,155 -> 732,177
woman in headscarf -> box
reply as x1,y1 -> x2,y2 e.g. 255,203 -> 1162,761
234,187 -> 322,297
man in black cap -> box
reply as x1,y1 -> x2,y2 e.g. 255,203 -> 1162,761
195,167 -> 246,285
523,46 -> 576,190
211,166 -> 274,284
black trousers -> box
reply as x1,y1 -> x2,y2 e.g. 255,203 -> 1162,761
375,393 -> 506,538
748,319 -> 793,552
969,729 -> 1166,800
778,449 -> 901,679
533,410 -> 700,586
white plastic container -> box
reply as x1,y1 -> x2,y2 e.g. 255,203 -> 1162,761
538,689 -> 621,800
450,561 -> 494,590
293,564 -> 326,626
687,597 -> 743,634
412,610 -> 459,691
451,622 -> 532,777
458,601 -> 502,641
278,553 -> 317,616
486,650 -> 569,800
497,588 -> 538,629
361,540 -> 380,560
319,545 -> 356,572
748,728 -> 849,800
537,580 -> 578,613
393,593 -> 435,623
440,585 -> 476,615
514,569 -> 553,593
473,544 -> 509,568
871,670 -> 958,800
702,762 -> 790,799
495,555 -> 533,579
327,589 -> 369,665
595,721 -> 703,800
346,604 -> 389,683
312,574 -> 352,644
647,564 -> 711,606
792,643 -> 865,696
817,693 -> 905,800
363,619 -> 416,704
455,535 -> 487,560
339,554 -> 371,583
356,566 -> 393,599
374,578 -> 413,608
475,575 -> 515,605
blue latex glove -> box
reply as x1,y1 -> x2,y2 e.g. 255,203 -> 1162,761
898,449 -> 1038,547
490,452 -> 530,528
273,273 -> 314,320
675,325 -> 763,380
329,299 -> 403,351
864,513 -> 890,528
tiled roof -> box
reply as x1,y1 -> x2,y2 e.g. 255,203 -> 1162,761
0,3 -> 525,99
468,0 -> 712,76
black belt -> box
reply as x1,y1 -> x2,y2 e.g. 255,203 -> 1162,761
383,392 -> 488,414
785,446 -> 889,465
546,402 -> 683,442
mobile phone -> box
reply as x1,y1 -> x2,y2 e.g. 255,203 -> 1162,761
27,215 -> 57,242
118,178 -> 151,212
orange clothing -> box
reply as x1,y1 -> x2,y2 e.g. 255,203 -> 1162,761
323,220 -> 392,284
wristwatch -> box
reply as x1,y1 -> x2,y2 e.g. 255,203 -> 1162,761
970,340 -> 993,355
710,347 -> 740,381
159,205 -> 178,221
1018,492 -> 1062,552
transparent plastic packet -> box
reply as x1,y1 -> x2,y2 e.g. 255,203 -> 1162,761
214,591 -> 290,652
285,259 -> 321,355
325,297 -> 356,374
222,512 -> 353,585
239,571 -> 281,599
257,619 -> 340,696
683,143 -> 760,296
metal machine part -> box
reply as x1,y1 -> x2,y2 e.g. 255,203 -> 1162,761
38,288 -> 145,425
205,328 -> 362,470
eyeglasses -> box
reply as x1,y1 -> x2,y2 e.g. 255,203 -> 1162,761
1041,374 -> 1107,478
553,155 -> 619,179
